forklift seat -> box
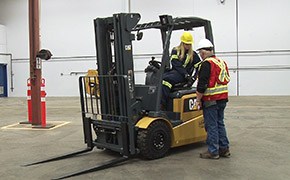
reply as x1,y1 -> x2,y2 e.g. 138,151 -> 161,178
169,87 -> 197,99
171,82 -> 187,92
166,87 -> 196,112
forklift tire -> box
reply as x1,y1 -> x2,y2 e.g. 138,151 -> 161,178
137,120 -> 171,160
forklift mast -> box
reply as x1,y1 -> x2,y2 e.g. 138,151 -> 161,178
94,13 -> 140,118
93,13 -> 148,156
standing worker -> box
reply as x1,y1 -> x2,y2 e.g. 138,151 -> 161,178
195,39 -> 231,159
161,31 -> 201,110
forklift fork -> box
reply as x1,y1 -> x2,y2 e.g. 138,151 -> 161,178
51,156 -> 130,180
23,147 -> 93,167
23,147 -> 131,180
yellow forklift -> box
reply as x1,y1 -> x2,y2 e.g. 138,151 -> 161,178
25,13 -> 214,179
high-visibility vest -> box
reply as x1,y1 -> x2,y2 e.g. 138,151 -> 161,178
202,56 -> 230,101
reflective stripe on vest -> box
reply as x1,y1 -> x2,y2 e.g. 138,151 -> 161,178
162,80 -> 172,89
170,49 -> 180,61
171,54 -> 179,60
204,83 -> 228,96
194,61 -> 202,68
182,54 -> 191,68
206,57 -> 230,84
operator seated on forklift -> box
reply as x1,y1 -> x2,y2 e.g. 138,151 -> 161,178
161,31 -> 201,110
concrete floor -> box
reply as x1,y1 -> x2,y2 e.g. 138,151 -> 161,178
0,96 -> 290,180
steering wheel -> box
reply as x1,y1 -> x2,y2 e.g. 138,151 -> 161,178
149,57 -> 161,69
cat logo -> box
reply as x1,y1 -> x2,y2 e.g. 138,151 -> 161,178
184,98 -> 198,112
189,98 -> 197,111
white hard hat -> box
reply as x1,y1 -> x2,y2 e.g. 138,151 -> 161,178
196,39 -> 214,50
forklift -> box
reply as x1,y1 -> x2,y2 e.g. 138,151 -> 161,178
25,13 -> 214,179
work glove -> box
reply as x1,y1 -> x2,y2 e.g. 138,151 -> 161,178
185,74 -> 195,87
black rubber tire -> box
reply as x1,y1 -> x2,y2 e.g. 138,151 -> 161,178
137,121 -> 171,160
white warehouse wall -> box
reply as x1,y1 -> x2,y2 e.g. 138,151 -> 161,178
0,25 -> 7,53
0,0 -> 289,97
194,0 -> 290,95
237,0 -> 290,95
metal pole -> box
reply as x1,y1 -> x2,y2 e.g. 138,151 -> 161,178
128,0 -> 131,13
236,0 -> 240,96
29,0 -> 42,125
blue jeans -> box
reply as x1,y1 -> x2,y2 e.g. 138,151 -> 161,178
203,101 -> 229,155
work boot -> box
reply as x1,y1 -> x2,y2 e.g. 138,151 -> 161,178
219,148 -> 231,158
200,151 -> 219,159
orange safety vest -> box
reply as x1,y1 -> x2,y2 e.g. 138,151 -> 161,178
202,56 -> 230,101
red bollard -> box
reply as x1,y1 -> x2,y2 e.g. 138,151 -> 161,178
41,78 -> 47,127
27,78 -> 32,123
23,78 -> 51,128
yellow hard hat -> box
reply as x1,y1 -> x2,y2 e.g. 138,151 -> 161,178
180,31 -> 193,45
